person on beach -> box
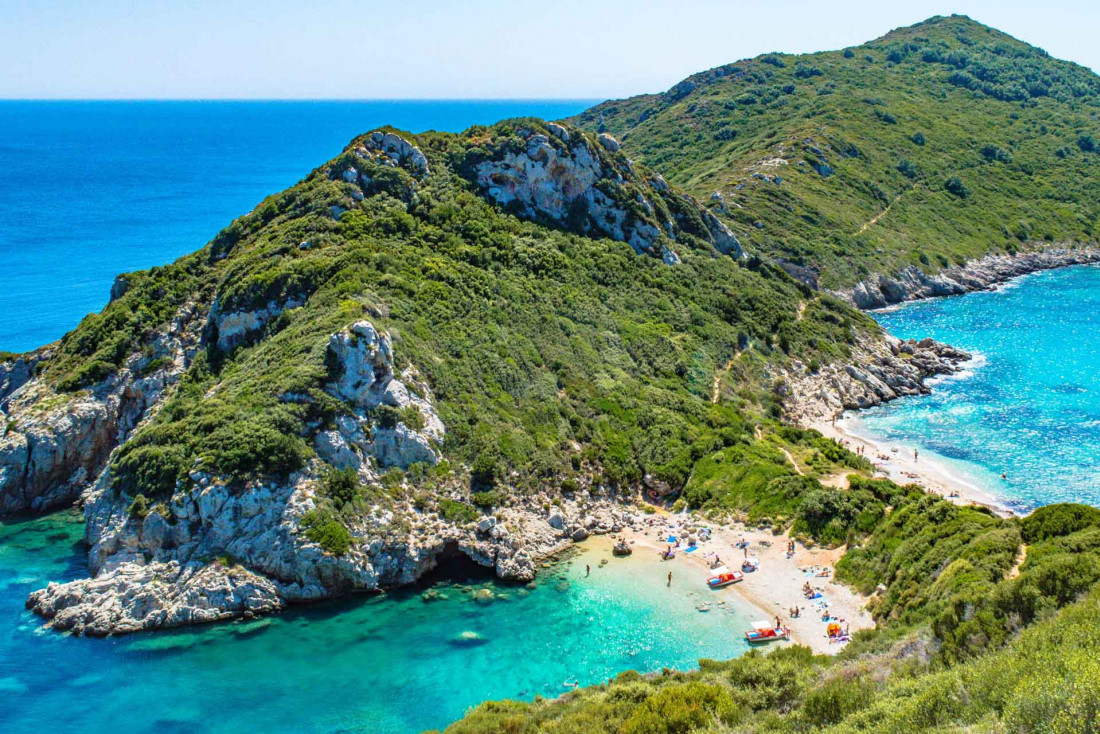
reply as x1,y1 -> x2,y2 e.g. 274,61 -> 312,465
586,564 -> 590,577
914,449 -> 919,461
667,571 -> 673,587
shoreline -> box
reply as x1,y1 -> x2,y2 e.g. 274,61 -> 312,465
579,518 -> 874,655
837,245 -> 1100,311
811,416 -> 1016,518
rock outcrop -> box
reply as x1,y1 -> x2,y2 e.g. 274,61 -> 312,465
27,459 -> 645,635
781,331 -> 972,425
0,302 -> 203,515
320,321 -> 445,472
839,246 -> 1100,309
208,297 -> 302,352
469,122 -> 744,262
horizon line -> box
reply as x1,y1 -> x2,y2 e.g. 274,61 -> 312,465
0,97 -> 605,103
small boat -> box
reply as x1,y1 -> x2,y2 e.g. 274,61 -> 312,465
706,566 -> 744,588
744,621 -> 790,644
741,557 -> 760,573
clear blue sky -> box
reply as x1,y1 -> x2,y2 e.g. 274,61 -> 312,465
1,0 -> 1097,99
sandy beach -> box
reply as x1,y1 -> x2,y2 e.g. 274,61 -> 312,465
812,416 -> 1015,518
582,516 -> 874,655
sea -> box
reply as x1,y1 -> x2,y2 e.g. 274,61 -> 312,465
0,100 -> 753,734
0,100 -> 593,354
858,264 -> 1100,514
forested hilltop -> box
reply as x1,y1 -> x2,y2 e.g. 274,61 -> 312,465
575,15 -> 1100,291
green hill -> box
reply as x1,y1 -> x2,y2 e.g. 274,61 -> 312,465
574,15 -> 1100,289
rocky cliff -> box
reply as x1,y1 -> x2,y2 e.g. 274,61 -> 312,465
0,302 -> 203,514
781,331 -> 972,425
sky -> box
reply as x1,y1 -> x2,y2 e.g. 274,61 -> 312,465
1,0 -> 1097,100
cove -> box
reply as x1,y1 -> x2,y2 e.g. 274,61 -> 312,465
0,512 -> 751,733
858,263 -> 1100,513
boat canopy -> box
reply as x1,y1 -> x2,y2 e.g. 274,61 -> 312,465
710,566 -> 730,575
751,620 -> 773,630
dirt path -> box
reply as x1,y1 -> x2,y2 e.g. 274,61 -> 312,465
796,300 -> 807,321
711,354 -> 740,404
853,185 -> 917,236
819,471 -> 852,489
1007,543 -> 1028,579
777,446 -> 804,476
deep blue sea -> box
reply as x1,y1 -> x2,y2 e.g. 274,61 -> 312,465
860,264 -> 1100,513
0,100 -> 755,734
0,100 -> 594,354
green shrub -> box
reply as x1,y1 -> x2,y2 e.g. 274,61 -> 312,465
620,682 -> 740,734
1021,503 -> 1100,543
300,509 -> 352,555
438,499 -> 479,524
127,493 -> 150,520
470,490 -> 503,508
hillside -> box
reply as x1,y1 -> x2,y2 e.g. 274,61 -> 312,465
2,118 -> 960,634
574,15 -> 1100,293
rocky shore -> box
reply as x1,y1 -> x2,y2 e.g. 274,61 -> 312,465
780,331 -> 972,426
837,245 -> 1100,309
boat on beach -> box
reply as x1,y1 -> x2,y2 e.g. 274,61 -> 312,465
744,621 -> 790,644
706,566 -> 744,588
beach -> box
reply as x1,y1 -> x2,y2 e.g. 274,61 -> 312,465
812,416 -> 1015,518
577,517 -> 874,655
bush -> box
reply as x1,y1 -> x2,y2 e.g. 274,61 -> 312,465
897,158 -> 918,179
301,509 -> 352,555
439,499 -> 479,524
1022,503 -> 1100,543
128,493 -> 150,520
911,131 -> 926,145
620,682 -> 740,734
470,490 -> 503,508
945,176 -> 970,198
980,144 -> 1012,163
1078,134 -> 1096,153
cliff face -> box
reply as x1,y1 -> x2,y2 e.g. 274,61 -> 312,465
0,302 -> 203,515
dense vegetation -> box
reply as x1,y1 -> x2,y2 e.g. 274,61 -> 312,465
575,15 -> 1100,288
13,16 -> 1100,731
32,119 -> 872,511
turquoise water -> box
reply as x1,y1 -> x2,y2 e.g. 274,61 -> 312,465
862,264 -> 1100,513
0,100 -> 594,354
0,514 -> 750,733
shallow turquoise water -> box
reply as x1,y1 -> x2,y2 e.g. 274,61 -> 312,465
0,513 -> 750,733
861,264 -> 1100,513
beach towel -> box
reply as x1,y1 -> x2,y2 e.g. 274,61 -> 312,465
684,545 -> 698,553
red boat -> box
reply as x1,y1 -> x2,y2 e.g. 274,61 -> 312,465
744,621 -> 790,644
706,566 -> 744,588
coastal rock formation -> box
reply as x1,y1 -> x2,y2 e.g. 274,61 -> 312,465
782,331 -> 972,424
0,302 -> 203,515
839,246 -> 1100,309
28,464 -> 642,635
469,122 -> 744,261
